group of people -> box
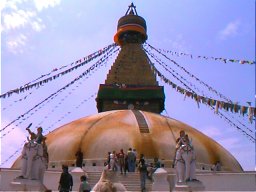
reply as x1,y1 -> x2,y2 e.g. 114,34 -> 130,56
106,149 -> 162,191
106,148 -> 137,174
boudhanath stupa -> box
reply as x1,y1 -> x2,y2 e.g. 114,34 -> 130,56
0,3 -> 255,192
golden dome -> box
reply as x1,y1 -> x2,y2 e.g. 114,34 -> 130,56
12,110 -> 242,172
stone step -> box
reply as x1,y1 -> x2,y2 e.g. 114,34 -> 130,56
131,110 -> 150,133
86,171 -> 152,191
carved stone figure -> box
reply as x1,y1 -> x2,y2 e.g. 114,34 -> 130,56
175,137 -> 197,182
18,141 -> 46,181
175,148 -> 186,183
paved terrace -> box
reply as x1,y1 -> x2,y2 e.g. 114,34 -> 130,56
1,166 -> 255,191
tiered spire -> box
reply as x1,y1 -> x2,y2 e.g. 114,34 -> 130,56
114,3 -> 147,45
96,4 -> 165,113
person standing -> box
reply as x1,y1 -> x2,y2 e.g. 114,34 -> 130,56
138,159 -> 147,192
215,161 -> 221,171
110,151 -> 118,171
127,148 -> 136,172
106,152 -> 111,169
138,154 -> 145,165
148,157 -> 161,180
58,165 -> 73,192
124,153 -> 129,173
117,149 -> 126,174
79,175 -> 91,192
153,157 -> 161,169
132,149 -> 137,160
75,148 -> 84,168
212,160 -> 221,171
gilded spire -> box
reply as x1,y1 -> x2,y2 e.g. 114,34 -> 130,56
97,4 -> 165,113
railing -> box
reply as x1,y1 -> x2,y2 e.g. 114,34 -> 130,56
48,158 -> 220,171
48,158 -> 107,169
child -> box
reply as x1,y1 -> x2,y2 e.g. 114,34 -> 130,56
79,175 -> 91,192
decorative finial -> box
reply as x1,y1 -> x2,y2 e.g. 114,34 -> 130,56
125,2 -> 138,16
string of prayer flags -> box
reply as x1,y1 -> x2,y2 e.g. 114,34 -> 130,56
0,43 -> 117,99
0,46 -> 119,134
145,44 -> 255,125
150,61 -> 255,122
1,92 -> 101,166
0,142 -> 25,166
150,63 -> 255,142
145,44 -> 233,103
149,44 -> 255,65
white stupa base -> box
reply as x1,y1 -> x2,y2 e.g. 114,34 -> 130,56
11,178 -> 47,191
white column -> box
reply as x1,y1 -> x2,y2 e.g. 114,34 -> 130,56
152,168 -> 170,191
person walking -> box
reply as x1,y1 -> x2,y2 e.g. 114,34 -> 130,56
58,165 -> 73,192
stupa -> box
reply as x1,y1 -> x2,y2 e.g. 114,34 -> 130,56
12,3 -> 242,172
3,3 -> 256,192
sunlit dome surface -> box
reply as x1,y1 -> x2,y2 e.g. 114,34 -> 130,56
12,110 -> 242,172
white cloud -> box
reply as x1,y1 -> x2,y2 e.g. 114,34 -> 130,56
0,0 -> 8,11
31,18 -> 46,32
33,0 -> 61,12
218,20 -> 240,40
6,34 -> 27,54
1,0 -> 30,14
3,10 -> 36,30
1,0 -> 60,53
0,0 -> 19,12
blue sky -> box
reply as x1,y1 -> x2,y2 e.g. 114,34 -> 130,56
1,0 -> 255,170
